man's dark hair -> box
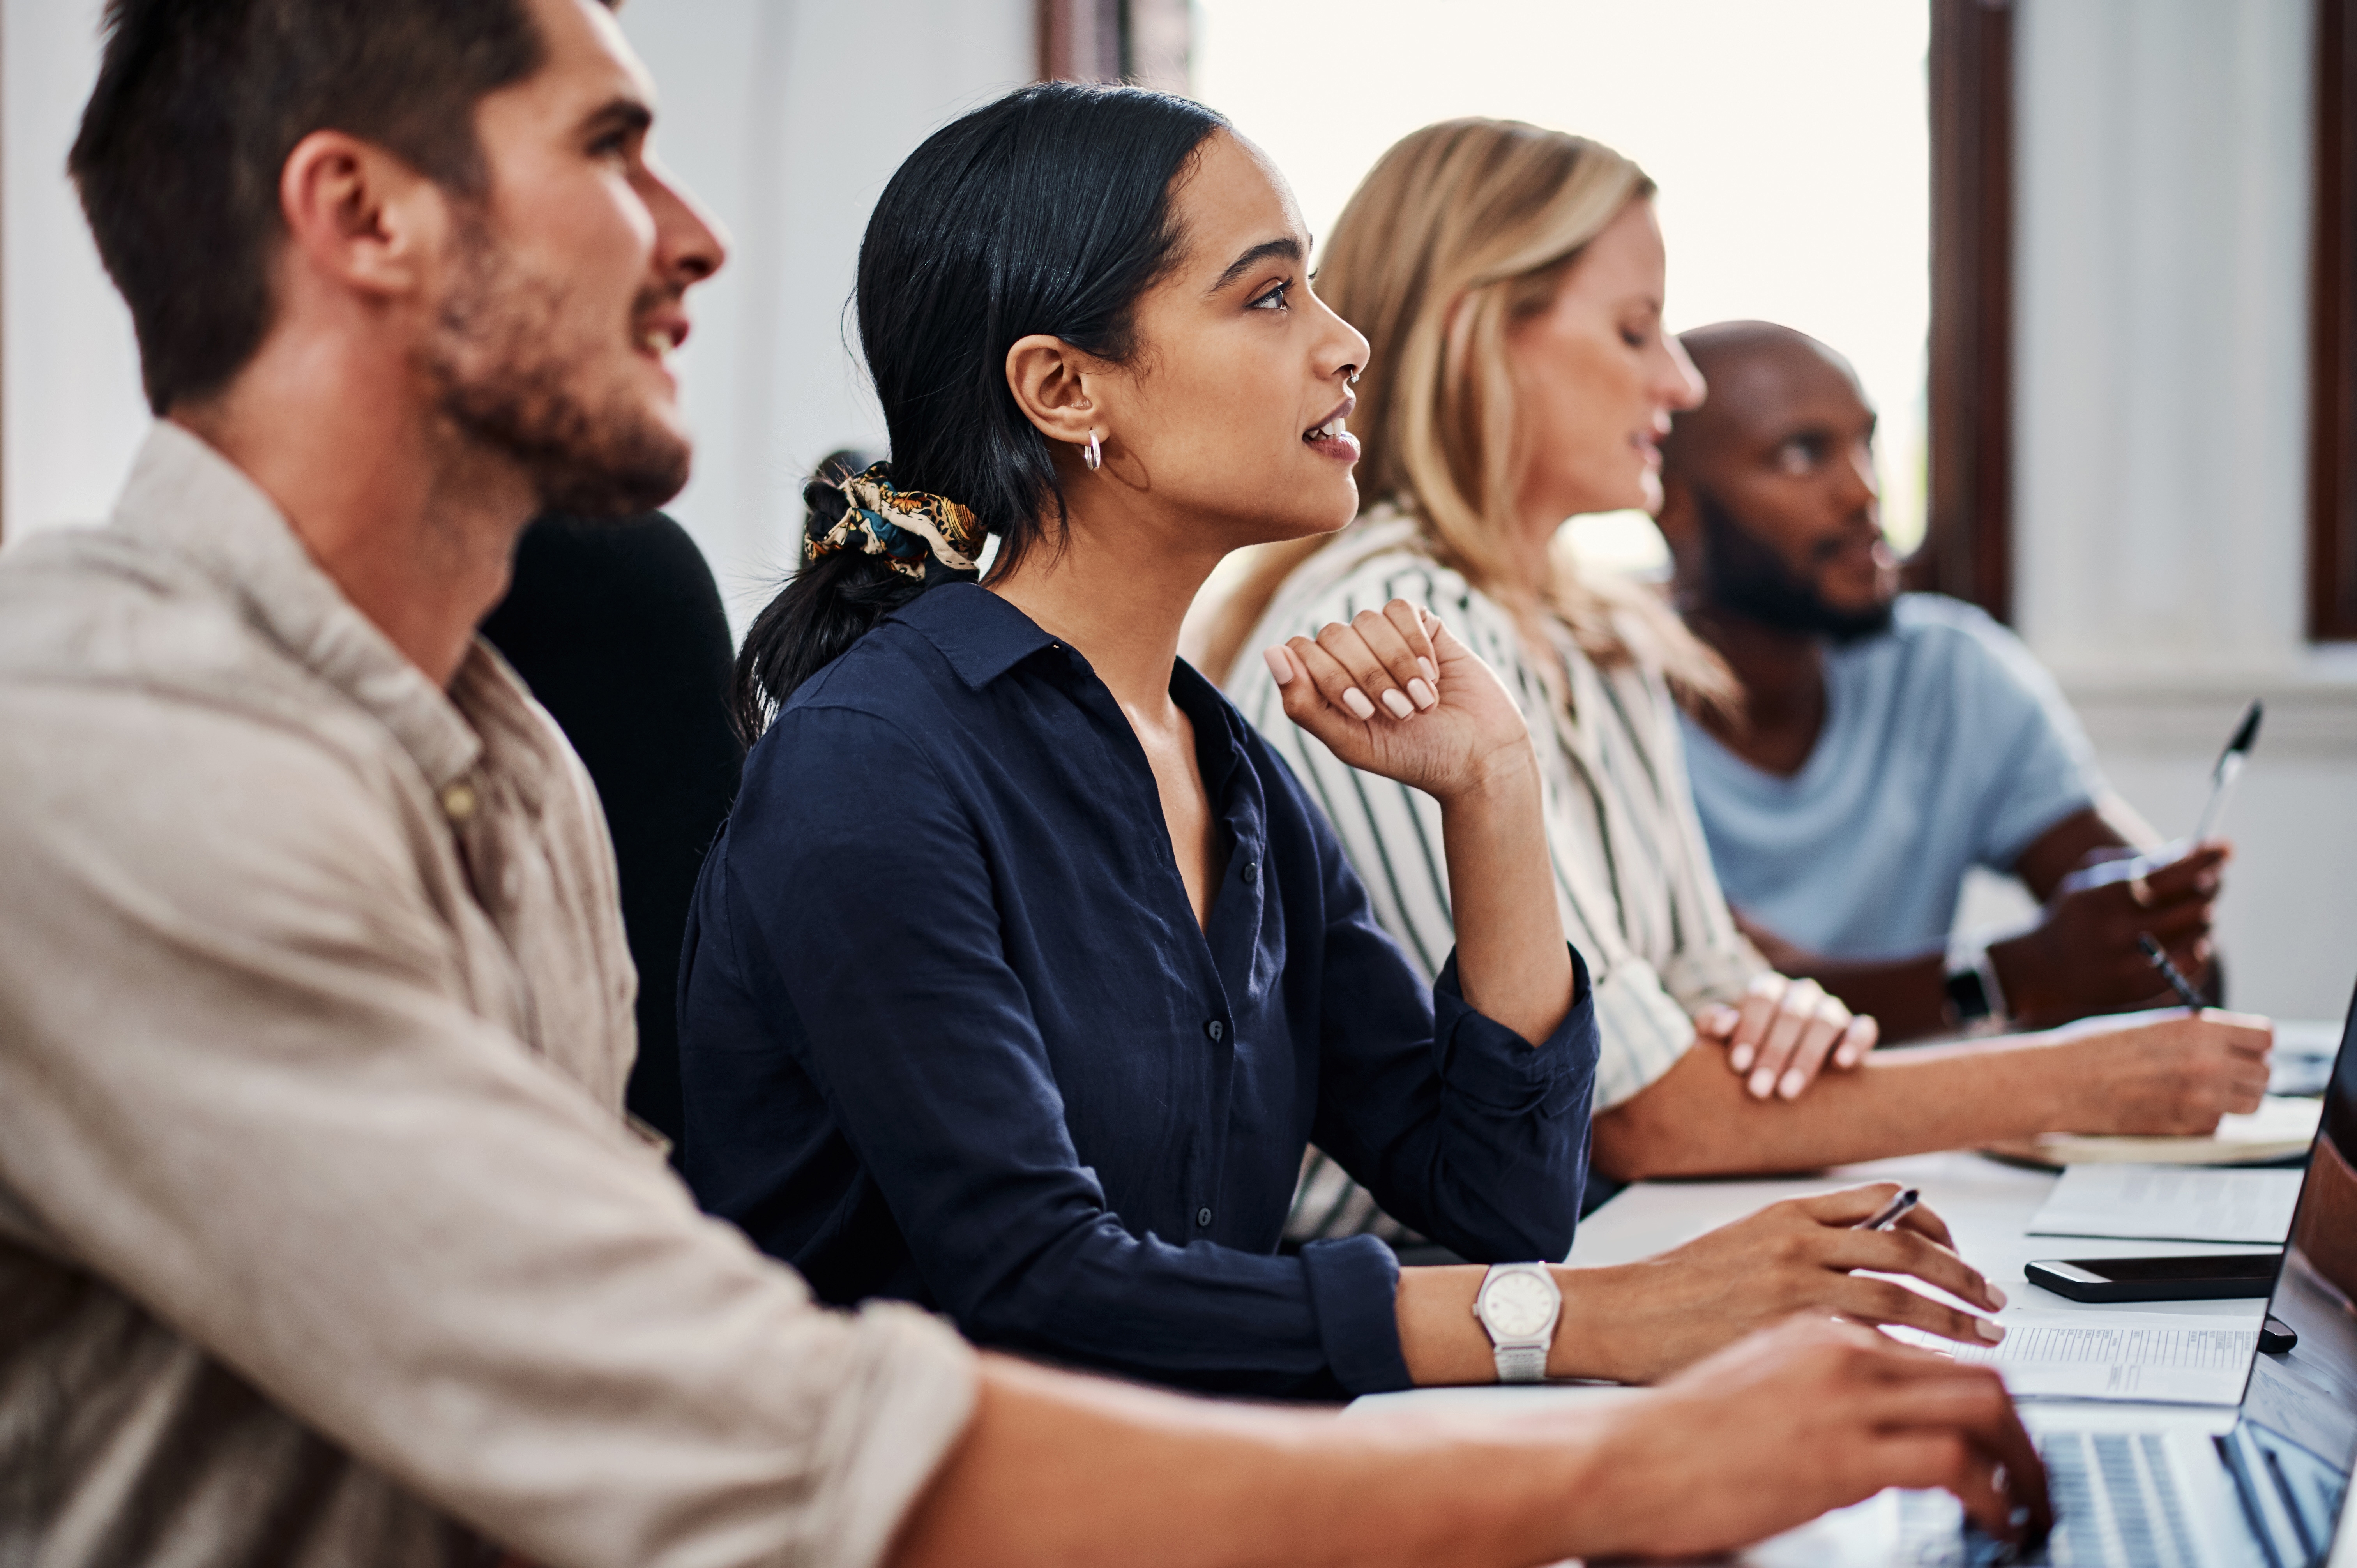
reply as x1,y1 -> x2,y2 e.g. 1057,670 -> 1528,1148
70,0 -> 607,415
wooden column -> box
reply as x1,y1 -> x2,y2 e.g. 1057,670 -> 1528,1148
1920,0 -> 2015,622
2312,0 -> 2357,640
1037,0 -> 1189,92
1037,0 -> 1122,83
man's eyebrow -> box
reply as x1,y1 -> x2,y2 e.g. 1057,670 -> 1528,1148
1207,236 -> 1303,295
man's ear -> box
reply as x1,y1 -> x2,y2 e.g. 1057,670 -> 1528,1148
278,130 -> 447,302
1005,334 -> 1108,449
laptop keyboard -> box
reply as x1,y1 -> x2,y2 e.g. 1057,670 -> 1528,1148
2032,1431 -> 2207,1567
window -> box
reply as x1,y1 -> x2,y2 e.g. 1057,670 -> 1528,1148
1191,0 -> 1934,570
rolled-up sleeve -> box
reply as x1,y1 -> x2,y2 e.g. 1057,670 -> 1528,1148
0,686 -> 976,1568
1299,775 -> 1601,1267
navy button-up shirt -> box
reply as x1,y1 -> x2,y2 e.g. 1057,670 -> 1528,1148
678,584 -> 1598,1399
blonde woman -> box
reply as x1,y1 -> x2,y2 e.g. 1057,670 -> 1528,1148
1217,119 -> 2271,1225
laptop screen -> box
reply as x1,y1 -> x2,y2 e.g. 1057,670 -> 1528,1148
2237,981 -> 2357,1549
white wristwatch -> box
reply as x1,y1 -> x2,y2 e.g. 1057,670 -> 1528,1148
1471,1262 -> 1561,1383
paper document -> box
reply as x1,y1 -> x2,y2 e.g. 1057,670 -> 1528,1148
1983,1093 -> 2321,1168
2028,1163 -> 2304,1244
1891,1312 -> 2258,1404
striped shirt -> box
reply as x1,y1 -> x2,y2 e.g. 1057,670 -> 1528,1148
1225,510 -> 1769,1241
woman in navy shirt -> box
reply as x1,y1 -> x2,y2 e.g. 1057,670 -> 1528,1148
679,84 -> 2005,1399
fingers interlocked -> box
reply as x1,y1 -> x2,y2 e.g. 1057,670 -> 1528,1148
1720,972 -> 1878,1100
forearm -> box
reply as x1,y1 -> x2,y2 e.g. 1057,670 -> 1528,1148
1592,1030 -> 2085,1180
1436,751 -> 1572,1043
891,1353 -> 1611,1568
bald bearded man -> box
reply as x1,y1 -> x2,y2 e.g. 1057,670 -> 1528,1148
1657,320 -> 2224,1041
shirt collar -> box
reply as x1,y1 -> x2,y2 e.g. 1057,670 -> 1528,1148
110,421 -> 486,789
894,581 -> 1061,691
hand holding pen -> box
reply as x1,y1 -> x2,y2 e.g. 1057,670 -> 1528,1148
2138,933 -> 2208,1012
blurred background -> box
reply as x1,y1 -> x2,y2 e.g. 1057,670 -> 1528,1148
5,0 -> 2354,1021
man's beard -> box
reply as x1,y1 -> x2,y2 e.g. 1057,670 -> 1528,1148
1694,485 -> 1895,645
424,220 -> 689,517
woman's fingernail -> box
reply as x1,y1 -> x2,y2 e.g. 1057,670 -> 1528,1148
1418,657 -> 1438,682
1407,678 -> 1437,710
1748,1068 -> 1776,1099
1343,687 -> 1376,720
1976,1319 -> 2007,1343
1729,1044 -> 1754,1072
1987,1284 -> 2009,1309
1263,648 -> 1292,684
1380,689 -> 1413,719
1779,1069 -> 1806,1100
1835,1046 -> 1860,1068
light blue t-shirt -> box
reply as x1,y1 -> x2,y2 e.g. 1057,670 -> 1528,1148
1679,594 -> 2103,961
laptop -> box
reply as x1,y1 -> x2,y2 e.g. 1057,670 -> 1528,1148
1796,979 -> 2357,1567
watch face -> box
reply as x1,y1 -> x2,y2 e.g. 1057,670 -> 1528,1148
1481,1271 -> 1557,1339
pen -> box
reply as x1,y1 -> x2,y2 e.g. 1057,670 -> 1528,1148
2138,933 -> 2206,1010
1853,1187 -> 1920,1232
2191,699 -> 2263,844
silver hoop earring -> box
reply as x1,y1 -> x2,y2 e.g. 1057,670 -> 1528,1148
1081,430 -> 1103,472
1346,368 -> 1362,387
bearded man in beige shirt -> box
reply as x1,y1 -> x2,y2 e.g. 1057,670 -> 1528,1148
0,1 -> 2053,1564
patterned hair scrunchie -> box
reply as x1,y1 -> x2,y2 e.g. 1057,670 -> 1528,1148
804,462 -> 984,580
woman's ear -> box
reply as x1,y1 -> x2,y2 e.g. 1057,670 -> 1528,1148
1005,334 -> 1106,448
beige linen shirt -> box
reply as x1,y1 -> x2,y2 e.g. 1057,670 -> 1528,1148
0,424 -> 976,1568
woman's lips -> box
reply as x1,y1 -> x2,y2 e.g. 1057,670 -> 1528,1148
1304,419 -> 1362,463
1304,392 -> 1361,463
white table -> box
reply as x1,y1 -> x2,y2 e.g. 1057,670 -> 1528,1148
1567,1148 -> 2270,1323
1350,1130 -> 2354,1561
1356,1147 -> 2262,1434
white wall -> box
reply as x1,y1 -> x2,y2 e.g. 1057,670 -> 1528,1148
0,0 -> 1034,631
1,0 -> 147,540
2014,0 -> 2357,1020
612,0 -> 1031,625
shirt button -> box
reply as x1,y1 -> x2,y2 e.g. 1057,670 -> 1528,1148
1196,1207 -> 1213,1227
1205,1019 -> 1224,1042
438,781 -> 478,823
1242,860 -> 1259,884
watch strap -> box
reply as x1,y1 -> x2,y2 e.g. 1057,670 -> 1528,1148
1493,1342 -> 1548,1384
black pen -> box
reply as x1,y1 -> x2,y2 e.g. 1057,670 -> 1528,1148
2192,699 -> 2263,844
2138,933 -> 2206,1010
1853,1188 -> 1920,1231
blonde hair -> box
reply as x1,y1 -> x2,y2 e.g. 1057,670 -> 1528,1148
1203,118 -> 1733,710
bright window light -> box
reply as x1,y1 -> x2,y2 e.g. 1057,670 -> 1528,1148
1193,0 -> 1931,571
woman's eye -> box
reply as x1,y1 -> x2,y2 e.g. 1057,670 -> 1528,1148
1249,281 -> 1292,312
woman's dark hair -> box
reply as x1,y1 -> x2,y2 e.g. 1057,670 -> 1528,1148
731,82 -> 1228,741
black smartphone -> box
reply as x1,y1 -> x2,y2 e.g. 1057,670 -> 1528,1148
2025,1252 -> 2283,1302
